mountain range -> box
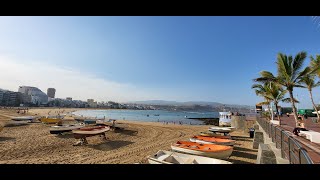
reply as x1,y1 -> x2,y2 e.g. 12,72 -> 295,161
127,100 -> 252,108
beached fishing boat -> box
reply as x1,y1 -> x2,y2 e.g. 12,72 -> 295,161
148,150 -> 232,164
171,141 -> 233,159
190,136 -> 236,146
11,116 -> 36,121
208,126 -> 234,133
50,124 -> 85,134
40,115 -> 64,124
72,126 -> 110,139
199,131 -> 231,139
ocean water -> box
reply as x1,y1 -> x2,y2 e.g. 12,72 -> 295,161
72,110 -> 219,125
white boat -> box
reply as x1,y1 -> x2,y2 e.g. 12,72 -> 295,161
11,116 -> 36,121
50,124 -> 85,134
171,141 -> 233,159
147,150 -> 232,164
209,126 -> 235,133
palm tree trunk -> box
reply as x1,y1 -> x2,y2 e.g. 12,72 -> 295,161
288,90 -> 299,127
266,101 -> 271,120
308,89 -> 320,121
275,102 -> 281,125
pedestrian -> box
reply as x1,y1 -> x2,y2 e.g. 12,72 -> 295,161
286,113 -> 289,117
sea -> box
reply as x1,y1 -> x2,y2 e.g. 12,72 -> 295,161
72,110 -> 219,125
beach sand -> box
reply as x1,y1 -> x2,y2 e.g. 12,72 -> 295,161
0,108 -> 257,164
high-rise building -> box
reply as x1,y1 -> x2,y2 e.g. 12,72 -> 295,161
18,86 -> 48,105
47,88 -> 56,98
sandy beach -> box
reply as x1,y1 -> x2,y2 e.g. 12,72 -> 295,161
0,108 -> 257,164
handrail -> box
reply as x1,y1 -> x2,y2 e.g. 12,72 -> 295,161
256,116 -> 314,164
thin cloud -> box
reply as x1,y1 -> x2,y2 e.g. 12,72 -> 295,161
0,55 -> 160,102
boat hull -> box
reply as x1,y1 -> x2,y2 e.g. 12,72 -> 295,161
171,145 -> 232,159
50,125 -> 84,134
11,116 -> 35,121
148,150 -> 232,164
72,126 -> 110,139
190,138 -> 235,146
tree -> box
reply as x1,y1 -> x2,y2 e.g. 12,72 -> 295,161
310,55 -> 320,77
300,74 -> 320,121
252,83 -> 273,119
263,82 -> 293,125
254,51 -> 310,127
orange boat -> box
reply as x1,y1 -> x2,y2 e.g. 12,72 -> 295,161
171,141 -> 233,159
190,136 -> 235,146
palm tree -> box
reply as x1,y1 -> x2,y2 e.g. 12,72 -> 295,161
252,83 -> 273,119
263,82 -> 293,125
300,74 -> 320,121
255,51 -> 310,127
310,55 -> 320,77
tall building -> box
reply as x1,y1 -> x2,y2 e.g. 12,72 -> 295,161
18,86 -> 48,105
66,97 -> 72,101
47,88 -> 56,98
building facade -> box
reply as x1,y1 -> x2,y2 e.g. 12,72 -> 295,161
18,86 -> 48,105
47,88 -> 56,98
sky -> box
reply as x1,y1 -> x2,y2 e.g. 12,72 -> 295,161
0,16 -> 320,107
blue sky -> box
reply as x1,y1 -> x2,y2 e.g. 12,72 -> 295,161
0,16 -> 319,107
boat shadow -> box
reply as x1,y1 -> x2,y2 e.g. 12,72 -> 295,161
0,137 -> 15,142
233,146 -> 258,153
230,150 -> 257,160
90,140 -> 134,151
231,136 -> 253,142
55,133 -> 74,139
113,129 -> 138,136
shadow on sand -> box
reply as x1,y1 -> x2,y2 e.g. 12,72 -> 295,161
90,140 -> 134,151
113,129 -> 138,136
0,137 -> 15,142
55,133 -> 75,139
231,150 -> 257,160
234,146 -> 258,153
232,136 -> 253,142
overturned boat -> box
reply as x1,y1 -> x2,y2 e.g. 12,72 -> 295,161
171,141 -> 233,159
148,150 -> 232,164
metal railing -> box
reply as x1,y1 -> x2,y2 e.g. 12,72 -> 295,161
256,116 -> 314,164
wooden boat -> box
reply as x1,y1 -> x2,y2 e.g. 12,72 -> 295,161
171,141 -> 233,159
40,115 -> 64,124
199,131 -> 231,139
190,136 -> 236,146
72,126 -> 110,139
148,150 -> 232,164
50,124 -> 85,134
11,116 -> 36,121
